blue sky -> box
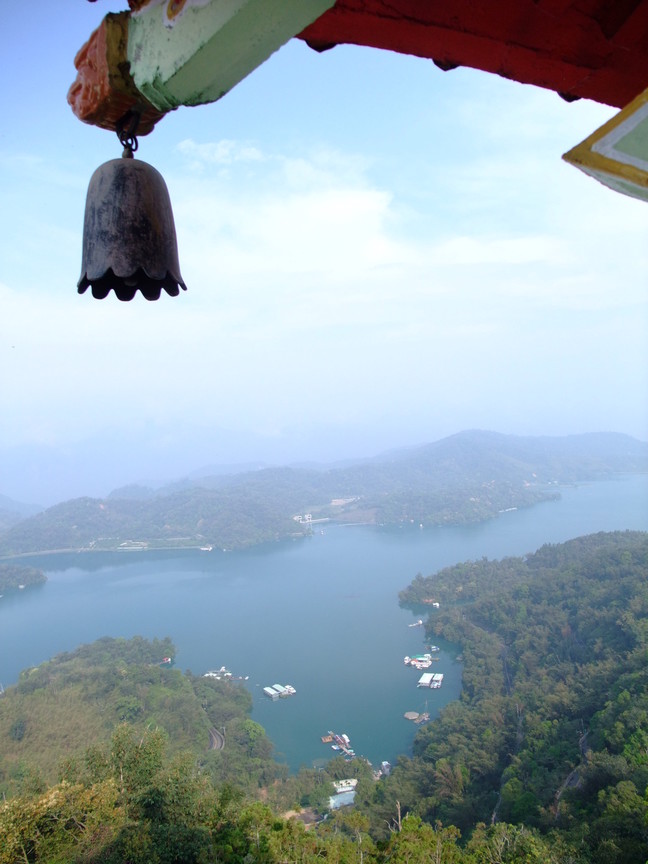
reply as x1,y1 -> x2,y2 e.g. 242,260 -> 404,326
1,1 -> 647,504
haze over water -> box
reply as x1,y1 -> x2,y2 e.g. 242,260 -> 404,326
1,476 -> 646,772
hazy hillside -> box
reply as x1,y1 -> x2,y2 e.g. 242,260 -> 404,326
0,430 -> 646,556
0,494 -> 41,534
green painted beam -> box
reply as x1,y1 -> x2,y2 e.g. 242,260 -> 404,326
127,0 -> 335,112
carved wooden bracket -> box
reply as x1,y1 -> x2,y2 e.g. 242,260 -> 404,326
68,12 -> 165,135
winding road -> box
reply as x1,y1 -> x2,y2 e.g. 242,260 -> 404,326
209,727 -> 225,750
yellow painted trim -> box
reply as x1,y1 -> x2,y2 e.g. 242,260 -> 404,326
562,86 -> 648,200
565,149 -> 648,190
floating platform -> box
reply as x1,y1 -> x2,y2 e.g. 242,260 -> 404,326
204,666 -> 231,679
404,653 -> 440,669
323,731 -> 355,758
417,672 -> 444,688
204,666 -> 249,681
264,683 -> 296,699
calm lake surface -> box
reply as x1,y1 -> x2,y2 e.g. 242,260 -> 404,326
1,476 -> 647,772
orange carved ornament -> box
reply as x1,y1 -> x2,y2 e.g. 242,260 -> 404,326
67,12 -> 165,135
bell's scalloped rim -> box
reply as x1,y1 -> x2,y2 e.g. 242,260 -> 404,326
78,267 -> 187,302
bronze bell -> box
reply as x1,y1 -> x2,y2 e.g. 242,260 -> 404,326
78,151 -> 187,301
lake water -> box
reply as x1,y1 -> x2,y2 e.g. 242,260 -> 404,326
1,476 -> 646,772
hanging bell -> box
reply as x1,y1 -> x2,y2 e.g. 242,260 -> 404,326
78,114 -> 186,301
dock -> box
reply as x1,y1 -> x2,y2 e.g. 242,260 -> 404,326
263,683 -> 296,699
417,672 -> 444,688
404,653 -> 439,669
322,731 -> 355,758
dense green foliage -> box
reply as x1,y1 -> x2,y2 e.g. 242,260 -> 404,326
2,532 -> 648,863
391,530 -> 648,862
0,563 -> 46,592
0,723 -> 583,864
0,637 -> 281,800
0,489 -> 311,556
1,430 -> 646,555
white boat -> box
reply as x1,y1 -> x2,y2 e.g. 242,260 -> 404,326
405,653 -> 435,668
203,666 -> 232,679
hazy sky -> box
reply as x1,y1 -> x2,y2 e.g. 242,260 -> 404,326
1,2 -> 647,504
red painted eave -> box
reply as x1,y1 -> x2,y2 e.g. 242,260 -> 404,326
298,0 -> 648,107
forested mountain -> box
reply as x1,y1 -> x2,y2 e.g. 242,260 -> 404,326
0,430 -> 645,556
1,532 -> 648,863
391,529 -> 648,862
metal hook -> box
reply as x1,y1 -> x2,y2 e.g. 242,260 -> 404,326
116,110 -> 141,157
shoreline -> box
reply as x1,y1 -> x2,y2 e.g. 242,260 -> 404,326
2,476 -> 644,563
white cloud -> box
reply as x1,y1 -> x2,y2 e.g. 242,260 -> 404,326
2,72 -> 647,461
176,138 -> 264,167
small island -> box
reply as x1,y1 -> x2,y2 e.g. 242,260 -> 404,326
0,563 -> 46,593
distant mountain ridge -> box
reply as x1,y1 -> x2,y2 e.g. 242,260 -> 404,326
0,430 -> 646,557
0,493 -> 42,534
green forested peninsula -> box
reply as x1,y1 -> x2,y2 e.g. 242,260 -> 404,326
1,430 -> 646,555
2,531 -> 648,862
0,563 -> 45,592
0,637 -> 282,802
